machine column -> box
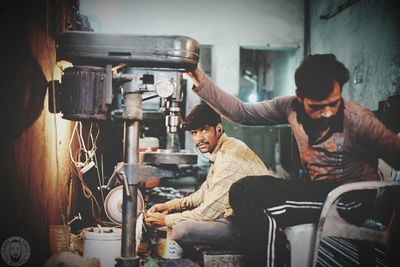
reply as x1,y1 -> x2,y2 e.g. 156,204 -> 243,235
117,92 -> 142,267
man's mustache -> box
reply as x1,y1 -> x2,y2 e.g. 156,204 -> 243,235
196,141 -> 209,147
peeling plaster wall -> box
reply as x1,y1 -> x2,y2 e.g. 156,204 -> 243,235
310,0 -> 400,110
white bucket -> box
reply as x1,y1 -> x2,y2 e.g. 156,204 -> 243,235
82,227 -> 121,267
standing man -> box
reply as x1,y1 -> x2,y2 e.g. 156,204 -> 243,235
145,103 -> 269,251
187,54 -> 400,266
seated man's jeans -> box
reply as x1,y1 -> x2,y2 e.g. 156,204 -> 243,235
171,218 -> 237,249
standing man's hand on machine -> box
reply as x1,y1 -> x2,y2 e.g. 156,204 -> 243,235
186,67 -> 206,87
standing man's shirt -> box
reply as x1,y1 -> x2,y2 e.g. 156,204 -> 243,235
194,75 -> 400,183
163,133 -> 269,227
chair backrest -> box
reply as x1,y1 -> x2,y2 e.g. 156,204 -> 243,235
311,181 -> 400,267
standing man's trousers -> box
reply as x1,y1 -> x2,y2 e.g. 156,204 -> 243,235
229,175 -> 374,267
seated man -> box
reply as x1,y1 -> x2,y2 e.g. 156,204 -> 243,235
145,103 -> 269,251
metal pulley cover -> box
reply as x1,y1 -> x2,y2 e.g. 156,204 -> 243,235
104,186 -> 144,225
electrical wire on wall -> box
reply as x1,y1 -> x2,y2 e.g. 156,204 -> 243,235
68,121 -> 108,224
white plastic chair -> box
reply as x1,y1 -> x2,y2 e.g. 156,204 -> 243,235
285,181 -> 400,267
311,181 -> 400,266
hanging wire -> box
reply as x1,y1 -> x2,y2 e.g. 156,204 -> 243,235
91,123 -> 106,205
68,121 -> 107,222
69,148 -> 102,222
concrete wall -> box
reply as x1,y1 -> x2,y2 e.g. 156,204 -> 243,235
310,0 -> 400,110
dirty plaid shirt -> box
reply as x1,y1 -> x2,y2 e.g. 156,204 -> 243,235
164,133 -> 269,227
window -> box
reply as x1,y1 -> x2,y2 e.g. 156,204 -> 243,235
239,48 -> 298,102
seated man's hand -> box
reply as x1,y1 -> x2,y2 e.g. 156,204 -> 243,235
144,212 -> 167,228
148,203 -> 169,214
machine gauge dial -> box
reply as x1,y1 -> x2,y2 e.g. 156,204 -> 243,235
155,80 -> 175,98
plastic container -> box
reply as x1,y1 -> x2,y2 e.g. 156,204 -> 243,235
156,227 -> 183,259
82,227 -> 121,267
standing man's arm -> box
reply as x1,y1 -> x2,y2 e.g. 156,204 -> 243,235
186,68 -> 290,126
187,67 -> 205,87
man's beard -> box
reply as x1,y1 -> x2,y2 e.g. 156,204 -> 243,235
294,99 -> 344,144
314,116 -> 333,128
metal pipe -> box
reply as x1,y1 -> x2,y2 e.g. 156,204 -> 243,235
120,93 -> 141,265
121,172 -> 138,257
125,120 -> 140,164
304,0 -> 311,58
